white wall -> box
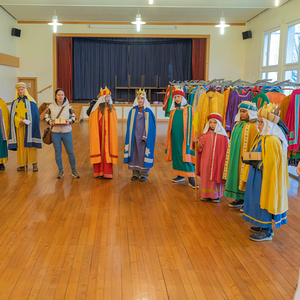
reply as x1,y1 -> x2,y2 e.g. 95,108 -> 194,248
15,23 -> 247,106
0,7 -> 18,103
244,0 -> 300,82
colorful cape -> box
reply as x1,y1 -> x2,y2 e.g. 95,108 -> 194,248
196,91 -> 224,136
285,90 -> 300,151
8,97 -> 42,150
242,135 -> 289,215
165,104 -> 195,164
198,131 -> 228,184
0,99 -> 10,142
223,121 -> 259,199
124,107 -> 156,169
89,106 -> 118,165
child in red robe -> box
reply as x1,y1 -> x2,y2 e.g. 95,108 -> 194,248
194,113 -> 229,202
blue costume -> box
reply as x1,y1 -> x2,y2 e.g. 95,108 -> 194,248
124,106 -> 156,169
243,136 -> 287,229
8,96 -> 42,150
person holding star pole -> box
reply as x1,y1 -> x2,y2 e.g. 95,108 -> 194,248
8,82 -> 42,172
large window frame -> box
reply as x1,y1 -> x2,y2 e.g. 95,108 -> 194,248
282,20 -> 300,87
261,28 -> 281,82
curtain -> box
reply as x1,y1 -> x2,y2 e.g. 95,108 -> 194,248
127,38 -> 192,88
72,37 -> 193,100
57,37 -> 73,102
73,38 -> 128,100
192,38 -> 207,80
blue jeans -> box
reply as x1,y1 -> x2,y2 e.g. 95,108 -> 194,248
52,132 -> 76,171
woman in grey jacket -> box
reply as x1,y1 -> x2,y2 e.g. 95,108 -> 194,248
45,88 -> 80,178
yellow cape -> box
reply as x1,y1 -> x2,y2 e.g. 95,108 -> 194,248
196,91 -> 224,136
242,135 -> 289,215
0,98 -> 10,140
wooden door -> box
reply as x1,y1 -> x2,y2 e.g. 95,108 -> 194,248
17,77 -> 38,102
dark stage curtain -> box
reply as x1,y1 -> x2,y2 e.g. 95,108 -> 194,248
192,38 -> 207,80
72,37 -> 193,100
57,37 -> 73,102
73,38 -> 128,100
127,38 -> 192,88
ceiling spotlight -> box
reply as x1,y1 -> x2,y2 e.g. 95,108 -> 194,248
275,0 -> 279,6
48,10 -> 62,33
149,0 -> 153,4
131,9 -> 146,32
215,12 -> 230,35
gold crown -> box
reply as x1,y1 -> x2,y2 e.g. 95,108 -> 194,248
174,87 -> 184,92
258,103 -> 280,123
136,88 -> 146,97
263,102 -> 280,115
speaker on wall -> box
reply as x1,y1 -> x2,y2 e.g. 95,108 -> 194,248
11,28 -> 21,37
242,30 -> 252,40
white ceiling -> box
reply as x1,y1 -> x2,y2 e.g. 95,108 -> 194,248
1,0 -> 290,23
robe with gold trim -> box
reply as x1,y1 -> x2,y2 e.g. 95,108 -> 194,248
242,135 -> 289,228
223,121 -> 259,199
89,106 -> 118,178
165,104 -> 195,177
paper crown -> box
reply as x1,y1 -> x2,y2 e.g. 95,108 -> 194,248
172,88 -> 185,98
136,88 -> 147,98
238,101 -> 257,111
208,113 -> 222,123
257,103 -> 280,123
99,86 -> 111,97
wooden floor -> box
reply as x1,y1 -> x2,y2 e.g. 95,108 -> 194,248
0,120 -> 299,300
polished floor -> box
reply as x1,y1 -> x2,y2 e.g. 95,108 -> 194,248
0,120 -> 299,300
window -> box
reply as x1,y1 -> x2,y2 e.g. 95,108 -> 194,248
267,72 -> 278,82
262,30 -> 280,67
283,22 -> 300,93
283,70 -> 298,95
286,23 -> 300,64
261,72 -> 266,79
284,70 -> 298,82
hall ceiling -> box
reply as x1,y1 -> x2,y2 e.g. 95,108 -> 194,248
1,0 -> 290,24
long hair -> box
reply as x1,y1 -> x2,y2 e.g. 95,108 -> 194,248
99,103 -> 114,115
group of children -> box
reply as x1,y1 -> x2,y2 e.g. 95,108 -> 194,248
0,84 -> 289,242
88,87 -> 289,242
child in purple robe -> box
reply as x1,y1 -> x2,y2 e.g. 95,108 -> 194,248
124,89 -> 156,182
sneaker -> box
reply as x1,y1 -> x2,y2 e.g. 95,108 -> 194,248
131,175 -> 139,181
139,176 -> 148,182
57,170 -> 64,179
229,199 -> 244,208
240,204 -> 244,212
72,170 -> 80,178
250,226 -> 274,236
172,176 -> 185,183
212,198 -> 220,203
33,164 -> 38,172
249,229 -> 272,242
201,198 -> 212,201
17,166 -> 25,171
0,164 -> 5,170
188,177 -> 199,189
